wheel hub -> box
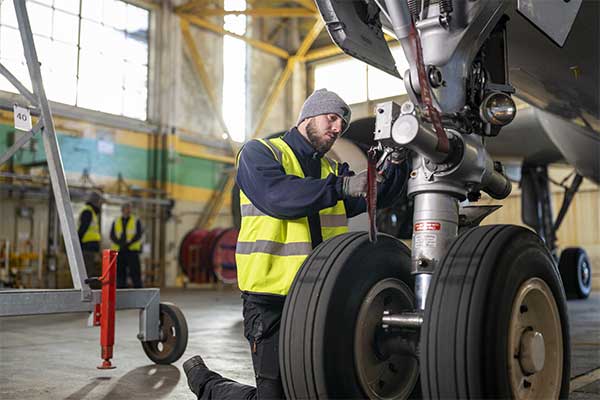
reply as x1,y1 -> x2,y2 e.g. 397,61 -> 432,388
508,278 -> 563,399
354,278 -> 419,399
581,261 -> 591,285
518,330 -> 545,375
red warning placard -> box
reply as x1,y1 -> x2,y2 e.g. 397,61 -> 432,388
414,222 -> 441,232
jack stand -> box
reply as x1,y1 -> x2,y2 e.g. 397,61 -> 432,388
96,250 -> 118,370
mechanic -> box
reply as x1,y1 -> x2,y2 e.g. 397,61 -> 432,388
184,88 -> 408,399
78,191 -> 103,290
110,202 -> 144,288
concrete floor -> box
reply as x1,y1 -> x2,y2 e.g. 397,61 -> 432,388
1,288 -> 598,399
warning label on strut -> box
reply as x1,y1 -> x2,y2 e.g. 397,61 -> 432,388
414,234 -> 437,248
414,222 -> 441,231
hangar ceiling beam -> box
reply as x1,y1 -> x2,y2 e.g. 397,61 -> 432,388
180,19 -> 240,155
197,8 -> 316,18
290,0 -> 318,12
174,0 -> 206,14
177,13 -> 289,59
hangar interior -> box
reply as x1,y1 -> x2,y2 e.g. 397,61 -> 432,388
0,1 -> 599,399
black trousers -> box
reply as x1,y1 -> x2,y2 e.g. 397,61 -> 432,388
82,250 -> 101,289
198,299 -> 285,399
116,251 -> 142,288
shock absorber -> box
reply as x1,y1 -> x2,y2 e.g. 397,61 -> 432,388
439,0 -> 453,15
407,0 -> 422,19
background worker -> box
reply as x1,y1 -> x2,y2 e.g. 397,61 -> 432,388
184,89 -> 408,399
77,191 -> 103,290
110,202 -> 144,288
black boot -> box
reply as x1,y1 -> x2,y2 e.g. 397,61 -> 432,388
183,355 -> 212,397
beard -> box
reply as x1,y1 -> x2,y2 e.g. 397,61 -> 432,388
306,119 -> 336,154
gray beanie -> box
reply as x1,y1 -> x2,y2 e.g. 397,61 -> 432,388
296,89 -> 352,132
88,191 -> 103,206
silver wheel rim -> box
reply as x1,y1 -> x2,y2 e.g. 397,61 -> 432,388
508,278 -> 563,399
580,260 -> 591,287
354,278 -> 419,399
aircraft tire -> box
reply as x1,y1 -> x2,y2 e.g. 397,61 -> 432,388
420,225 -> 570,399
280,232 -> 420,399
558,247 -> 592,299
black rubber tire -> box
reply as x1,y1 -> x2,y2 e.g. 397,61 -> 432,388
142,302 -> 189,365
280,232 -> 418,399
558,247 -> 592,299
420,225 -> 571,399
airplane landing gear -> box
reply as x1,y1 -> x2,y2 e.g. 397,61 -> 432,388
280,226 -> 571,399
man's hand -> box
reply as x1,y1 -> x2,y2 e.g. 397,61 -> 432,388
342,170 -> 368,197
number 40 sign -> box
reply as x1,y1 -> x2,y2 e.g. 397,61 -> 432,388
13,104 -> 32,131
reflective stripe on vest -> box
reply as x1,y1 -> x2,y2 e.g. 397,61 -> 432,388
110,215 -> 142,251
236,137 -> 348,296
81,205 -> 101,243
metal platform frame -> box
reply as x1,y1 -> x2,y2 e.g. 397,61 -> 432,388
0,0 -> 160,342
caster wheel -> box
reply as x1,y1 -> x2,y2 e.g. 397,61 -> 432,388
142,302 -> 188,364
280,232 -> 420,399
558,247 -> 592,299
420,225 -> 570,399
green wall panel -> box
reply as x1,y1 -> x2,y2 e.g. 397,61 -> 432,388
0,122 -> 226,190
171,154 -> 225,189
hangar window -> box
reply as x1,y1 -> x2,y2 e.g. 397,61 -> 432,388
0,0 -> 149,120
312,45 -> 408,105
223,0 -> 246,142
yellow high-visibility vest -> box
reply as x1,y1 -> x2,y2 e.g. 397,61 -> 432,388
80,205 -> 101,243
236,137 -> 348,296
111,215 -> 142,251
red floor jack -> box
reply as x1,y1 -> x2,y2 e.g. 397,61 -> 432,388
91,250 -> 118,369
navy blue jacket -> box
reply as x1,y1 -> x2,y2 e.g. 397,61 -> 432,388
236,128 -> 407,248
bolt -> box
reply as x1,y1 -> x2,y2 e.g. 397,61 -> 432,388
417,259 -> 428,267
428,66 -> 444,88
401,102 -> 415,115
520,304 -> 528,314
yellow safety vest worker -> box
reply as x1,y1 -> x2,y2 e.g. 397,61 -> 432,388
236,137 -> 348,296
80,204 -> 101,243
111,215 -> 142,251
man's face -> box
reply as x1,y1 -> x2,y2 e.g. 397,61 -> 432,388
305,113 -> 344,154
122,205 -> 131,217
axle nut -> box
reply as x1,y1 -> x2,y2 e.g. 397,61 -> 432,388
519,330 -> 545,375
